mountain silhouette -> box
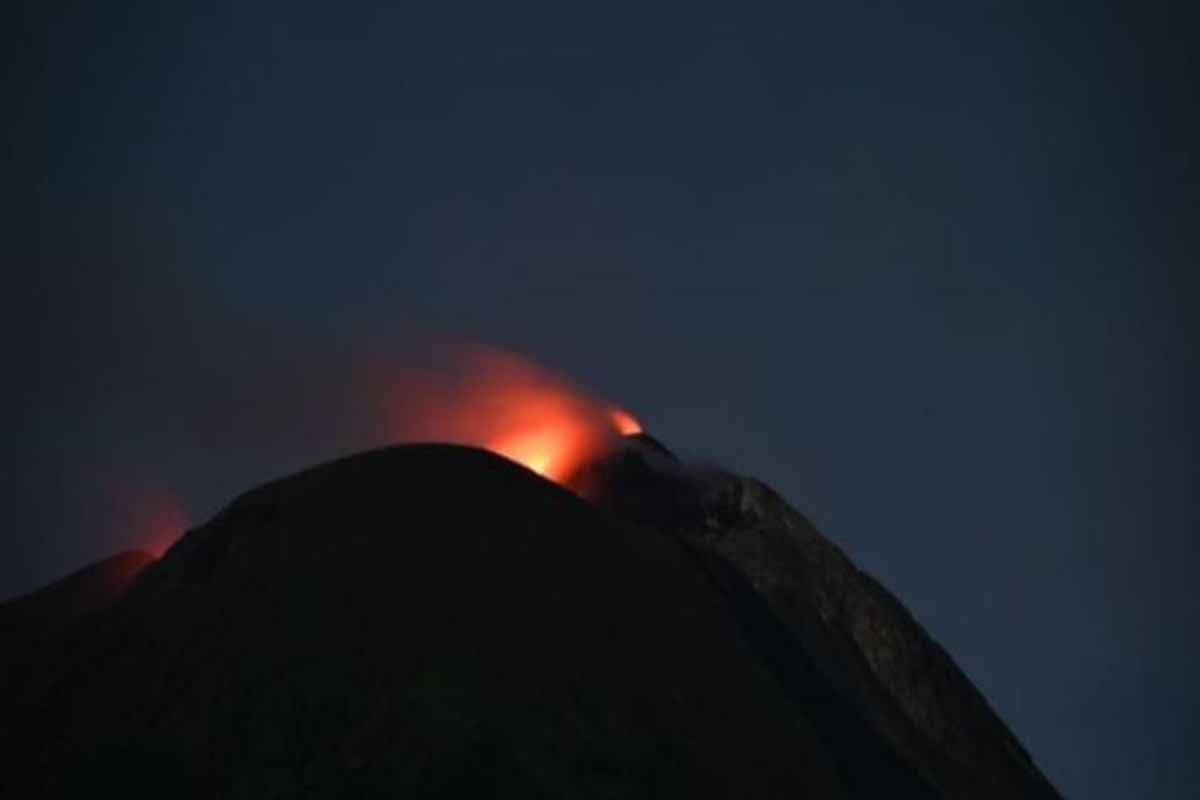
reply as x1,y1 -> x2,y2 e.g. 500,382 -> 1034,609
0,443 -> 1060,798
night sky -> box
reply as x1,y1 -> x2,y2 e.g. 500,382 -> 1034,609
4,3 -> 1197,797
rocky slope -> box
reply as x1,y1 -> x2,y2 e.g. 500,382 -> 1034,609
573,436 -> 1060,799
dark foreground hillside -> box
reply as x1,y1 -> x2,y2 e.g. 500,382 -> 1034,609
0,445 -> 1059,798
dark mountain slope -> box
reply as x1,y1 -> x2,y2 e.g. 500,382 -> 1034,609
0,550 -> 154,693
0,443 -> 1058,798
0,549 -> 152,638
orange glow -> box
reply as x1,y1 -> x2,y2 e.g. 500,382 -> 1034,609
109,479 -> 187,558
488,421 -> 594,482
380,346 -> 641,485
142,493 -> 187,557
609,406 -> 642,436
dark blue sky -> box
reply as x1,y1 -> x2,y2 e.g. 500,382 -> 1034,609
4,3 -> 1197,797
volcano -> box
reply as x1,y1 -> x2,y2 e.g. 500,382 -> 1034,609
0,439 -> 1060,798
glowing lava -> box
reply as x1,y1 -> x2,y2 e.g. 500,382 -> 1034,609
609,407 -> 643,436
484,394 -> 640,483
381,346 -> 641,485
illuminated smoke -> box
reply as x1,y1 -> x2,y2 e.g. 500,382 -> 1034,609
378,345 -> 640,485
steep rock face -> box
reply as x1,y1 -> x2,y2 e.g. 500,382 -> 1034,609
576,441 -> 1060,800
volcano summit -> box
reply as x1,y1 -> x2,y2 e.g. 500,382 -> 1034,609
0,439 -> 1060,798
